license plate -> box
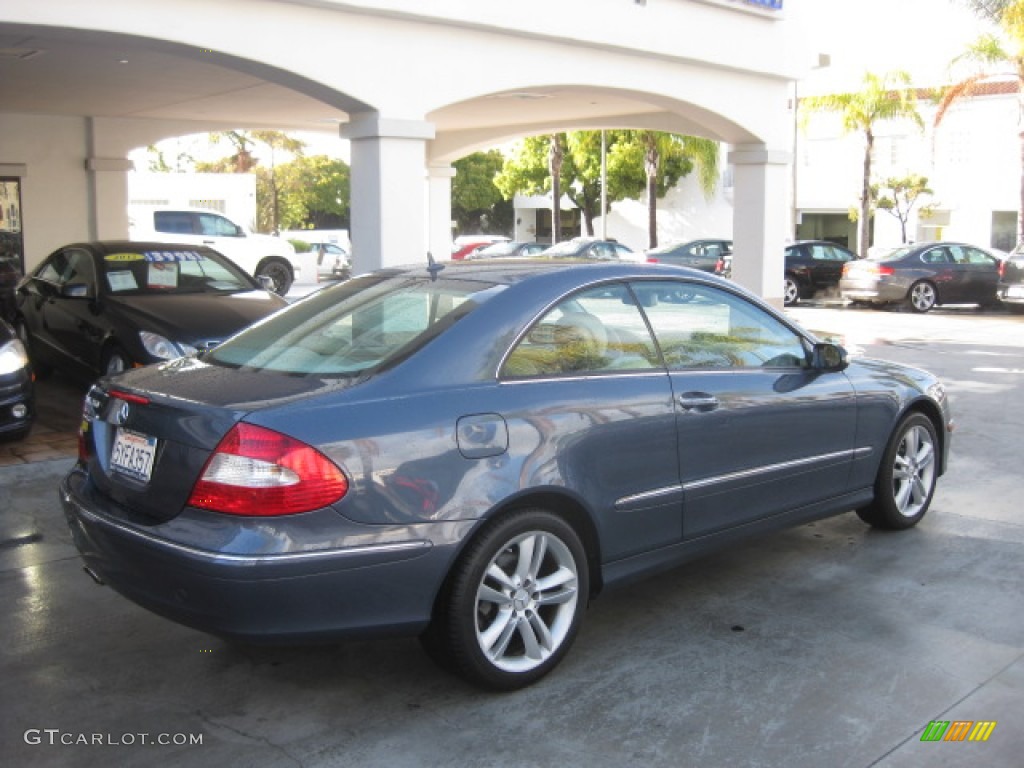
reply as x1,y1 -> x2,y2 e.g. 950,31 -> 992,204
110,428 -> 158,484
1008,285 -> 1024,298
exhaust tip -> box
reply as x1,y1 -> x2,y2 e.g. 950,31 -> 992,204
82,566 -> 106,586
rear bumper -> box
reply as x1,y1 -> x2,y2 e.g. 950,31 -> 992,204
60,468 -> 467,642
839,278 -> 907,303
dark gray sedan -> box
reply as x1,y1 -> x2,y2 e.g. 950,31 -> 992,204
61,261 -> 952,690
840,241 -> 1002,312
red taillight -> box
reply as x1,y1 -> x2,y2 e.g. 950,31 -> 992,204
188,423 -> 348,516
647,257 -> 659,263
108,389 -> 150,405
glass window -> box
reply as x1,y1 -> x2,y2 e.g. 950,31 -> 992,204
38,248 -> 95,288
208,274 -> 501,376
100,249 -> 252,295
636,281 -> 809,369
198,213 -> 240,237
963,247 -> 996,265
503,284 -> 659,377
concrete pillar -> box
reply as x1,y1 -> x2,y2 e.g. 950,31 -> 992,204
427,163 -> 456,261
341,114 -> 435,275
728,144 -> 791,308
85,118 -> 134,241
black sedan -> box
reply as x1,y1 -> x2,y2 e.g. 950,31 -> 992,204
840,241 -> 1002,312
644,238 -> 732,273
0,317 -> 34,441
782,240 -> 858,306
15,241 -> 288,380
61,260 -> 952,690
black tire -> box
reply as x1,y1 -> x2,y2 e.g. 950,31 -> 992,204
256,258 -> 293,296
783,276 -> 800,306
857,412 -> 938,530
101,345 -> 132,376
907,281 -> 937,313
422,508 -> 589,691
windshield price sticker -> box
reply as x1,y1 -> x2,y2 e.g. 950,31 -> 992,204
111,428 -> 158,483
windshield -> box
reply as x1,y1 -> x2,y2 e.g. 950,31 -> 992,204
206,273 -> 503,376
476,242 -> 519,257
542,240 -> 587,257
866,246 -> 911,262
102,249 -> 254,294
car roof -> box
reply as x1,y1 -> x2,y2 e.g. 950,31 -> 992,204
50,240 -> 222,255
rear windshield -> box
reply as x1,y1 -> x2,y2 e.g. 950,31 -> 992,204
205,273 -> 503,376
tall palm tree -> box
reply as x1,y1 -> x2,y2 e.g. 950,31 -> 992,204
548,134 -> 564,244
938,0 -> 1024,245
801,71 -> 923,257
640,132 -> 719,248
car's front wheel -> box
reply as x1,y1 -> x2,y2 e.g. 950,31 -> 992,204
102,345 -> 132,376
907,281 -> 937,313
424,509 -> 588,690
255,258 -> 293,296
857,412 -> 938,530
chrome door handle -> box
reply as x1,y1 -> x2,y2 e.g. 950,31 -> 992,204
677,393 -> 719,412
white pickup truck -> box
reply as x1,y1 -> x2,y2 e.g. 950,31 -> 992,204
129,207 -> 299,295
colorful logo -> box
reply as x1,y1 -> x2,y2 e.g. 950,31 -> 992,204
920,720 -> 997,743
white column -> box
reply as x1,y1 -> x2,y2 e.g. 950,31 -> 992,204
341,114 -> 435,274
728,144 -> 791,309
85,118 -> 134,241
427,163 -> 456,261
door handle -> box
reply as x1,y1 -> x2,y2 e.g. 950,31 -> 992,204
677,392 -> 719,412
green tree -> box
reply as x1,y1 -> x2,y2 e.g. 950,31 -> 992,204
940,0 -> 1024,244
255,155 -> 350,233
801,71 -> 923,257
872,174 -> 937,243
452,150 -> 510,235
495,130 -> 718,243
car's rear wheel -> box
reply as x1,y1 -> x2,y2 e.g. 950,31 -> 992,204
255,258 -> 293,296
907,281 -> 937,313
423,508 -> 588,690
783,276 -> 800,306
857,412 -> 938,530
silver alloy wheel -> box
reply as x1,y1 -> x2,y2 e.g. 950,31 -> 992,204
909,281 -> 937,312
890,424 -> 937,518
474,530 -> 579,673
783,277 -> 799,305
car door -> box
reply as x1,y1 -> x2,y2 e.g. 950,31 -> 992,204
807,243 -> 854,290
633,279 -> 859,539
27,247 -> 106,372
500,282 -> 682,560
956,245 -> 1000,304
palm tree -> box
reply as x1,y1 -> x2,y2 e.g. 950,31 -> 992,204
548,134 -> 565,244
800,71 -> 923,257
639,132 -> 719,248
938,0 -> 1024,245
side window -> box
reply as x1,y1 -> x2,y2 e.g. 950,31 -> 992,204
198,214 -> 241,237
153,211 -> 196,235
503,284 -> 660,378
810,245 -> 830,261
964,247 -> 995,265
637,281 -> 809,369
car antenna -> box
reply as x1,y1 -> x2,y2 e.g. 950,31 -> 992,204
426,251 -> 445,281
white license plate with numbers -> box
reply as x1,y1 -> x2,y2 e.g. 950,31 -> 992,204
110,428 -> 158,483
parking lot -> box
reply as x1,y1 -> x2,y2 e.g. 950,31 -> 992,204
2,301 -> 1022,767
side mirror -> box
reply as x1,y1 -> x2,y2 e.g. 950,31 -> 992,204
812,342 -> 848,371
257,275 -> 275,292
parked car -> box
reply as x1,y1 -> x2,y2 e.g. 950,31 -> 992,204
468,240 -> 548,259
540,237 -> 640,261
1,254 -> 22,323
310,242 -> 351,281
0,317 -> 34,441
996,241 -> 1024,313
840,241 -> 1002,313
129,207 -> 299,295
15,241 -> 288,380
644,239 -> 732,273
62,260 -> 952,690
452,235 -> 511,261
780,241 -> 858,306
